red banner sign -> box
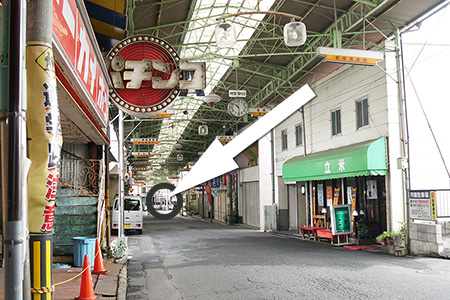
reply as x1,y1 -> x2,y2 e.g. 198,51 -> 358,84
52,0 -> 109,125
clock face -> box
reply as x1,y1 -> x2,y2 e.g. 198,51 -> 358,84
227,98 -> 249,117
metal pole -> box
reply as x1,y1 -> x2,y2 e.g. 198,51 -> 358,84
396,29 -> 411,250
104,143 -> 111,248
227,173 -> 232,224
202,187 -> 205,219
3,0 -> 26,298
118,110 -> 125,238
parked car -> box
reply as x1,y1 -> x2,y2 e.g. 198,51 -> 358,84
111,195 -> 144,235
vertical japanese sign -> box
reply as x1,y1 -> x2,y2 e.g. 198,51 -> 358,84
27,44 -> 63,233
317,184 -> 324,206
333,188 -> 340,206
326,186 -> 333,207
204,186 -> 212,206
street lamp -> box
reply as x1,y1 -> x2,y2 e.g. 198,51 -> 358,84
215,11 -> 307,47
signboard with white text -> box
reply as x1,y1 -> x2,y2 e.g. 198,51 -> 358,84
409,190 -> 437,221
52,0 -> 109,126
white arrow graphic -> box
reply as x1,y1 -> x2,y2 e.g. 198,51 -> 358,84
172,84 -> 316,195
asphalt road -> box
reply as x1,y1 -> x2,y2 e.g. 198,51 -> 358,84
126,215 -> 450,300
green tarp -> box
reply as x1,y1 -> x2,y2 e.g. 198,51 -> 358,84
282,137 -> 387,182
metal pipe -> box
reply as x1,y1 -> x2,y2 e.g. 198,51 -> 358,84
118,110 -> 125,238
4,0 -> 26,298
216,10 -> 303,21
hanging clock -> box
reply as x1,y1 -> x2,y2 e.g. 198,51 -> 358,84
227,98 -> 249,118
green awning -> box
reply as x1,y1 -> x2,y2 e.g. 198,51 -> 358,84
282,137 -> 387,182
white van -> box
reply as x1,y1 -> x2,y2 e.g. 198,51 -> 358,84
111,195 -> 143,235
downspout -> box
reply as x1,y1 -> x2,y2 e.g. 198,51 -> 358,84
2,1 -> 27,298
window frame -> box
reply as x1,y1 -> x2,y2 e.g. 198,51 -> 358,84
356,97 -> 369,129
281,129 -> 288,151
331,108 -> 342,136
295,123 -> 303,147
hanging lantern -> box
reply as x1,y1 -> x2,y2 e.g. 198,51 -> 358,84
284,21 -> 307,47
215,21 -> 236,48
203,93 -> 222,105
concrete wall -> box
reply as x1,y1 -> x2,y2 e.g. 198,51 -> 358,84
258,132 -> 274,230
410,222 -> 444,257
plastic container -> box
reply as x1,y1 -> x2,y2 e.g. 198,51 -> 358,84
72,237 -> 96,267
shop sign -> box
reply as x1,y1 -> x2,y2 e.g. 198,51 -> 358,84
330,205 -> 352,235
326,186 -> 333,207
27,45 -> 63,233
409,190 -> 437,221
211,177 -> 220,188
212,188 -> 220,198
204,186 -> 212,206
52,0 -> 109,125
317,184 -> 324,206
106,35 -> 206,118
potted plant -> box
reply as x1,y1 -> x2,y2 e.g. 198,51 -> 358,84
376,231 -> 394,245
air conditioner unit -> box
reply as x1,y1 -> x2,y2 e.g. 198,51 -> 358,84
198,124 -> 208,136
264,204 -> 277,231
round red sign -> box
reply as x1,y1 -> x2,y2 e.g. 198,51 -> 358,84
106,35 -> 181,117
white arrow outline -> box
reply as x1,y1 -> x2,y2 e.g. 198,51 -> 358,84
172,84 -> 316,195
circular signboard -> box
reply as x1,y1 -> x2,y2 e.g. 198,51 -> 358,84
106,35 -> 181,118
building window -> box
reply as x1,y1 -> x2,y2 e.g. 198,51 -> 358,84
295,124 -> 303,146
331,109 -> 341,136
281,129 -> 288,151
356,98 -> 369,129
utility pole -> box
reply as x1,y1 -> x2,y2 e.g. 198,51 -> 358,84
26,0 -> 62,299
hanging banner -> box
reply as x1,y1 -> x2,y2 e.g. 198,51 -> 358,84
204,186 -> 212,206
326,186 -> 333,207
27,44 -> 63,233
317,184 -> 324,206
333,188 -> 340,206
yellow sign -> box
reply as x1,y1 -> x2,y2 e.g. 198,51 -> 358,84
249,108 -> 270,116
430,190 -> 437,221
150,113 -> 174,118
217,136 -> 234,142
317,47 -> 383,66
130,138 -> 160,144
132,152 -> 155,157
35,48 -> 55,77
27,45 -> 63,233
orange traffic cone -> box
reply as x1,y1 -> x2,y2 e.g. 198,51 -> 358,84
92,239 -> 109,275
77,254 -> 97,300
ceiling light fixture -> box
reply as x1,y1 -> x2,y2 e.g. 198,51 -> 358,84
216,11 -> 306,47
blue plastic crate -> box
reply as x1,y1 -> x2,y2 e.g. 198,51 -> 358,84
72,237 -> 96,267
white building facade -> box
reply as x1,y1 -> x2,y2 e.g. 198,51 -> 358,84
267,41 -> 407,239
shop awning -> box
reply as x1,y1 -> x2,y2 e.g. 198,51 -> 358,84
282,137 -> 387,182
